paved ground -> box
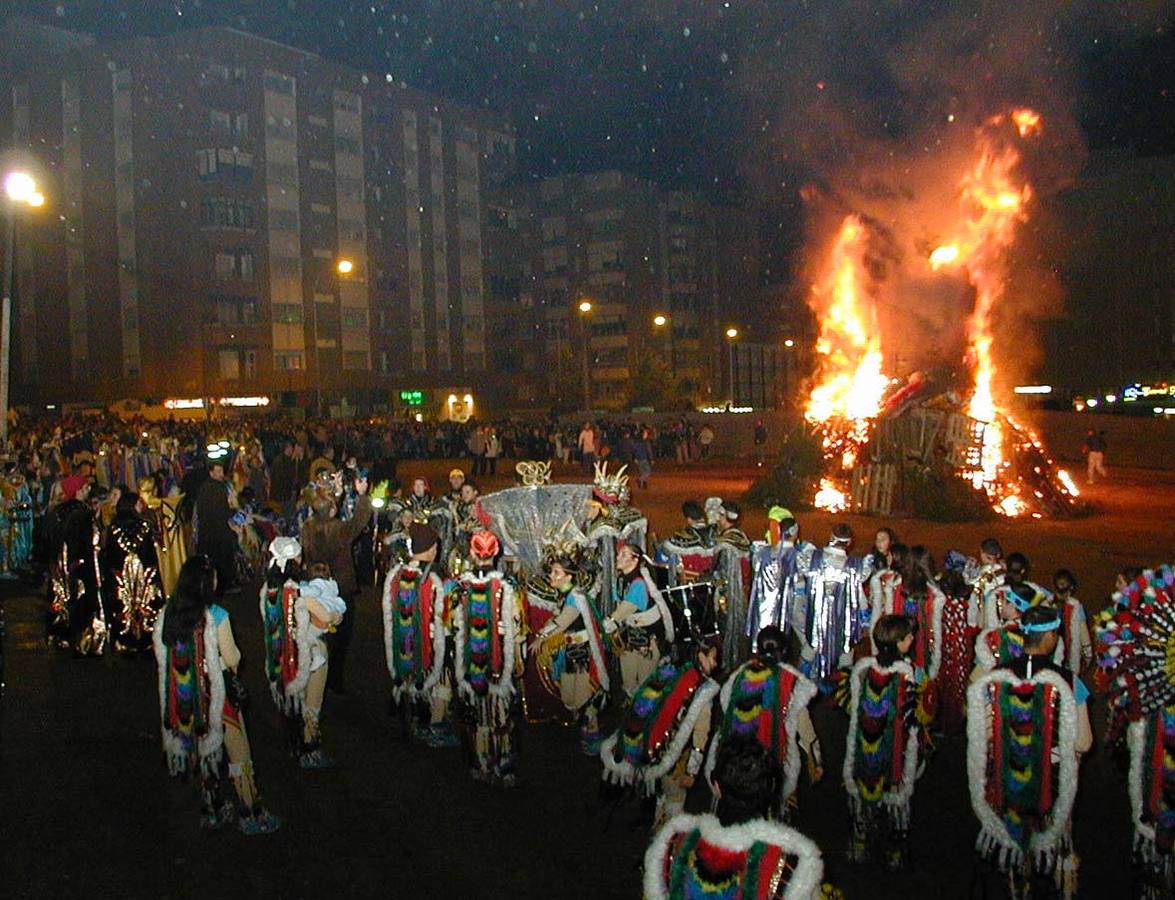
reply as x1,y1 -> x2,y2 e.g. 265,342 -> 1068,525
1,460 -> 1169,899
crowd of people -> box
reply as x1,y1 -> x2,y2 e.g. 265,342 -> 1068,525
11,410 -> 1171,898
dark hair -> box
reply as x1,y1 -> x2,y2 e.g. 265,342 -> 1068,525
873,614 -> 914,667
682,500 -> 704,521
980,537 -> 1003,558
1053,568 -> 1077,591
722,500 -> 741,519
115,490 -> 140,517
755,625 -> 785,665
874,527 -> 897,548
307,562 -> 331,579
778,516 -> 798,538
903,545 -> 935,597
888,542 -> 909,572
831,522 -> 853,545
162,556 -> 216,644
713,736 -> 780,826
462,480 -> 479,494
1119,566 -> 1142,585
1021,605 -> 1061,652
1006,552 -> 1029,575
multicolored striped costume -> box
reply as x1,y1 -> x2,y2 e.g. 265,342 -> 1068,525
152,607 -> 225,778
842,658 -> 919,864
644,813 -> 825,900
707,659 -> 818,811
381,561 -> 446,703
966,667 -> 1078,898
260,578 -> 311,716
453,569 -> 519,781
1095,565 -> 1175,898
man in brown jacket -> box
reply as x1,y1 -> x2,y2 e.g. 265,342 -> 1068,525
300,474 -> 372,693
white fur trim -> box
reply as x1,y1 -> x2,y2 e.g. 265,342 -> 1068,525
287,594 -> 314,713
643,567 -> 675,645
571,588 -> 610,693
1127,719 -> 1157,846
381,563 -> 401,680
601,677 -> 720,790
966,668 -> 1078,874
661,540 -> 719,559
706,663 -> 817,806
974,626 -> 1002,672
842,658 -> 919,827
454,571 -> 517,702
153,607 -> 225,777
643,813 -> 823,900
926,584 -> 946,682
868,571 -> 901,647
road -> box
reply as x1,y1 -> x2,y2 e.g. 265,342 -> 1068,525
1,459 -> 1168,898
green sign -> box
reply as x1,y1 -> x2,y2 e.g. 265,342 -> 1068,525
399,390 -> 424,407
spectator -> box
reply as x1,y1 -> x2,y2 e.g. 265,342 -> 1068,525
1082,428 -> 1108,484
578,422 -> 597,472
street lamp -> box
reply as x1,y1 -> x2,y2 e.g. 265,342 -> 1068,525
784,338 -> 795,348
652,313 -> 667,328
2,171 -> 45,445
576,298 -> 593,411
724,327 -> 740,409
309,256 -> 354,416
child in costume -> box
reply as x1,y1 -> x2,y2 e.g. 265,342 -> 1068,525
381,522 -> 449,745
1094,565 -> 1175,900
802,524 -> 872,684
531,542 -> 610,753
451,530 -> 521,785
154,555 -> 280,834
645,736 -> 827,900
972,581 -> 1049,675
601,634 -> 722,831
968,605 -> 1089,899
260,537 -> 309,752
298,570 -> 347,767
841,614 -> 921,869
1051,569 -> 1091,677
707,625 -> 821,821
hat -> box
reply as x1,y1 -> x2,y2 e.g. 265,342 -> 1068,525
448,468 -> 466,480
470,530 -> 500,560
722,500 -> 741,521
408,522 -> 439,556
268,536 -> 302,567
767,506 -> 792,522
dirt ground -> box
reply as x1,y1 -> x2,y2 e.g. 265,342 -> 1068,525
0,458 -> 1170,899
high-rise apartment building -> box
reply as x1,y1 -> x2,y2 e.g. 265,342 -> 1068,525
484,172 -> 760,410
0,19 -> 515,409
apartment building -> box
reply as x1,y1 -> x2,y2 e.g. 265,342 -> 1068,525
0,19 -> 515,409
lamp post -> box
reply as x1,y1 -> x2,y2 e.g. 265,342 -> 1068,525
1,172 -> 44,445
310,256 -> 353,417
577,298 -> 593,412
724,326 -> 739,409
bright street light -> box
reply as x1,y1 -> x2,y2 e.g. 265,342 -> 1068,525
784,338 -> 795,348
27,192 -> 44,208
577,300 -> 592,314
725,327 -> 739,339
4,172 -> 36,204
335,258 -> 354,275
653,314 -> 667,327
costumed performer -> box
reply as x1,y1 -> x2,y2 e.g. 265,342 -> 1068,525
601,634 -> 722,831
452,530 -> 521,785
381,522 -> 449,745
706,625 -> 821,821
604,541 -> 676,698
1094,565 -> 1175,900
840,614 -> 922,869
967,605 -> 1088,899
645,736 -> 828,900
154,555 -> 280,834
531,542 -> 610,754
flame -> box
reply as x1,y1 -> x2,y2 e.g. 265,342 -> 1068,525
814,478 -> 849,513
928,244 -> 959,269
1057,468 -> 1080,497
931,109 -> 1042,514
804,216 -> 890,477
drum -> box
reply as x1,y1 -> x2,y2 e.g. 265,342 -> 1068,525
665,581 -> 717,645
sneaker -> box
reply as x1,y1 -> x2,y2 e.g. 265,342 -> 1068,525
239,810 -> 281,835
299,748 -> 337,769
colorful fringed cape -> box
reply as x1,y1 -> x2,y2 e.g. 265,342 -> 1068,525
381,562 -> 446,701
153,606 -> 225,777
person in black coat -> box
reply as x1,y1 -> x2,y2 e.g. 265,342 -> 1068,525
195,460 -> 237,595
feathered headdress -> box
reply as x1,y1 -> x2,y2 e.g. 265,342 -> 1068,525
1095,564 -> 1175,736
542,539 -> 585,577
592,461 -> 629,505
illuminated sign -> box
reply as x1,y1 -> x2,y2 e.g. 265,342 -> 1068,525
218,396 -> 270,408
164,398 -> 205,410
399,390 -> 425,407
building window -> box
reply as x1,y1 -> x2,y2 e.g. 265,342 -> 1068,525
239,252 -> 255,281
342,308 -> 368,329
275,351 -> 303,370
213,252 -> 237,281
342,350 -> 369,370
218,349 -> 240,380
379,351 -> 390,374
209,109 -> 232,135
272,303 -> 303,324
334,134 -> 361,155
242,349 -> 257,379
263,72 -> 296,96
541,217 -> 566,242
201,197 -> 255,229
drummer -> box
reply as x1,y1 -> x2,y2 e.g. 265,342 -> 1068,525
604,542 -> 675,697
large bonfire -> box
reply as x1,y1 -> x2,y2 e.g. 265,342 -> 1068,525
802,109 -> 1081,519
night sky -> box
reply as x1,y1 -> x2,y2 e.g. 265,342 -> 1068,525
8,0 -> 1173,206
